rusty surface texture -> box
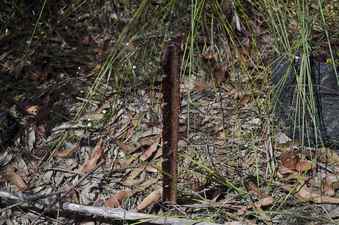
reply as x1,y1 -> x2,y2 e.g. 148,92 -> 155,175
161,37 -> 181,204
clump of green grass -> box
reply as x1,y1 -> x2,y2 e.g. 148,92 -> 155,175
262,0 -> 338,148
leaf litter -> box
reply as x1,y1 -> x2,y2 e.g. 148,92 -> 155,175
0,2 -> 338,225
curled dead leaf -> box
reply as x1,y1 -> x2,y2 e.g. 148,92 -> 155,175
133,178 -> 159,194
285,184 -> 339,204
112,158 -> 135,170
244,176 -> 265,198
79,139 -> 104,173
116,141 -> 140,154
136,188 -> 162,211
253,196 -> 273,209
280,150 -> 313,174
145,165 -> 158,173
140,140 -> 159,161
193,80 -> 211,92
280,150 -> 299,171
278,165 -> 296,175
4,167 -> 28,191
123,166 -> 146,186
295,159 -> 313,172
239,95 -> 251,107
238,196 -> 273,215
213,64 -> 229,85
104,191 -> 131,208
322,177 -> 336,197
138,135 -> 160,146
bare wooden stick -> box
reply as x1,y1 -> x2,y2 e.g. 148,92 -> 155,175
162,37 -> 181,204
0,191 -> 247,225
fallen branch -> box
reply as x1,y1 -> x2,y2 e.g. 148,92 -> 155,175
0,191 -> 246,225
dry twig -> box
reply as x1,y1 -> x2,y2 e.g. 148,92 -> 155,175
0,191 -> 248,225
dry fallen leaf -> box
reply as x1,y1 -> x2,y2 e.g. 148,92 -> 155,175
80,222 -> 95,225
280,150 -> 299,171
213,64 -> 229,85
318,148 -> 339,165
285,184 -> 339,204
54,143 -> 80,158
133,178 -> 159,194
140,140 -> 159,161
244,176 -> 266,198
104,191 -> 130,208
193,80 -> 211,92
253,196 -> 273,209
136,188 -> 162,211
116,141 -> 140,154
191,176 -> 204,192
322,177 -> 336,197
112,158 -> 135,170
295,159 -> 313,172
145,165 -> 158,173
239,95 -> 251,106
123,166 -> 146,186
123,172 -> 146,187
238,47 -> 250,65
153,147 -> 162,159
278,165 -> 296,175
280,150 -> 313,173
4,167 -> 28,191
80,139 -> 104,173
138,135 -> 159,146
238,196 -> 273,215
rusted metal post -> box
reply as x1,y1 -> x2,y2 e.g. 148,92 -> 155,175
162,38 -> 181,204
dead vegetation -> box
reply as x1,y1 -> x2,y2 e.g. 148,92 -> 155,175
0,1 -> 339,225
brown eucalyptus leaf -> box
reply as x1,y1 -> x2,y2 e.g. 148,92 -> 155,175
80,139 -> 104,173
253,196 -> 273,209
289,185 -> 339,204
138,135 -> 159,146
136,188 -> 162,211
123,166 -> 146,186
145,165 -> 158,173
133,178 -> 159,194
123,171 -> 146,187
244,176 -> 265,198
194,80 -> 211,92
140,141 -> 159,161
280,150 -> 299,170
295,159 -> 313,172
323,177 -> 336,197
116,141 -> 140,154
239,95 -> 251,106
104,191 -> 130,208
113,158 -> 135,170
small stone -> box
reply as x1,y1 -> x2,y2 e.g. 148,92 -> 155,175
275,132 -> 292,144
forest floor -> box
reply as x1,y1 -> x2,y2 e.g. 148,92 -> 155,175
1,1 -> 339,225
